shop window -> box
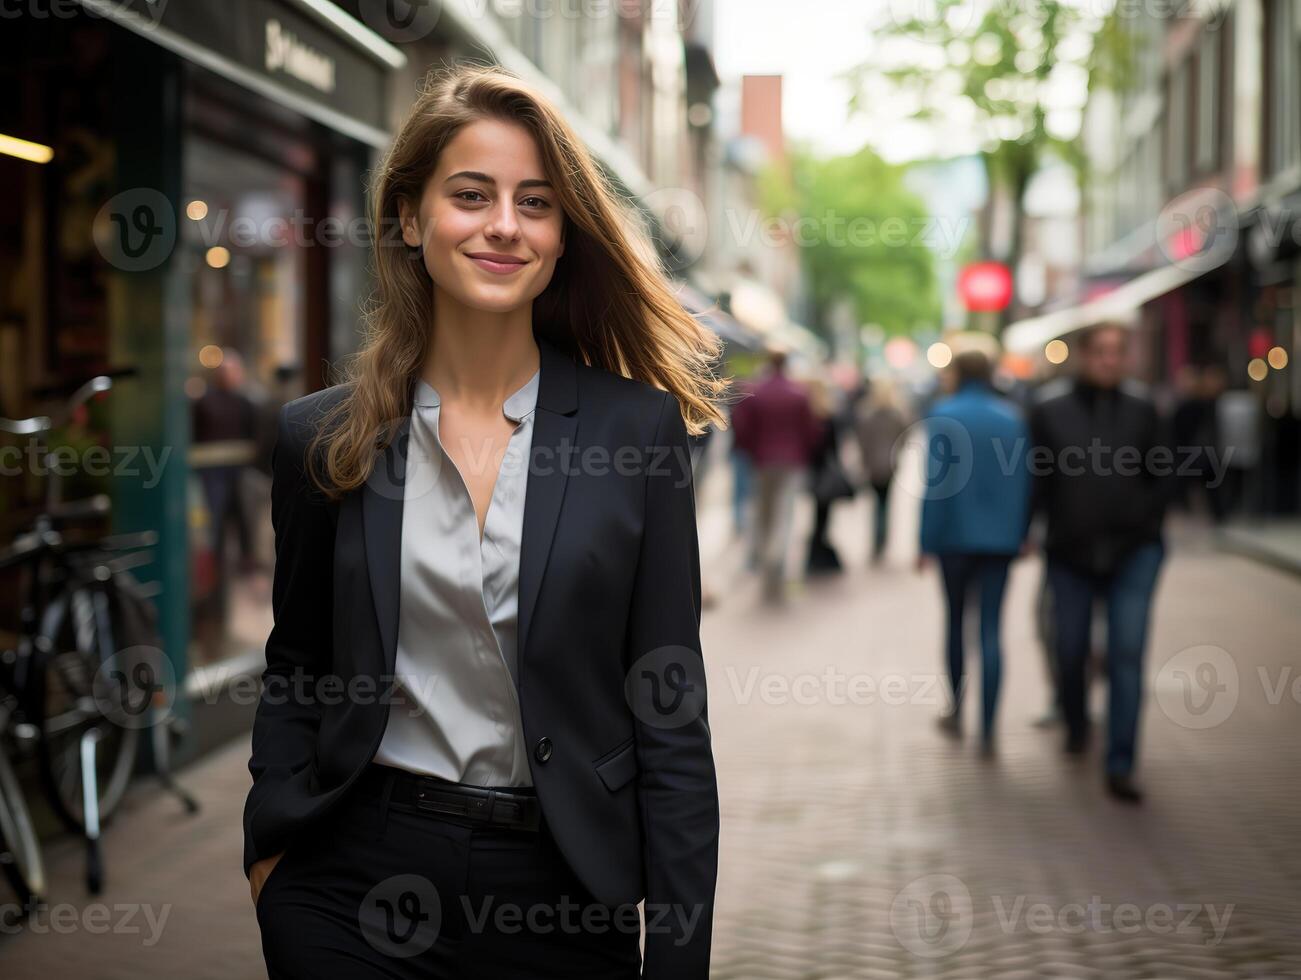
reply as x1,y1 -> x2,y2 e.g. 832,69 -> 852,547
183,132 -> 309,667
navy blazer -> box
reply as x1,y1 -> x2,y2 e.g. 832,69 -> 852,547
242,328 -> 720,977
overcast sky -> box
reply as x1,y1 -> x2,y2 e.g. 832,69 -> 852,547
712,0 -> 944,162
711,0 -> 1088,165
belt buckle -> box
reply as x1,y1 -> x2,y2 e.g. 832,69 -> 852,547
491,791 -> 523,825
412,779 -> 491,823
473,788 -> 496,823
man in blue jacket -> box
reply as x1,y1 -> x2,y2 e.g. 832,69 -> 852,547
920,350 -> 1031,753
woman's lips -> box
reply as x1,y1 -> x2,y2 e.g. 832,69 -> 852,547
466,254 -> 528,275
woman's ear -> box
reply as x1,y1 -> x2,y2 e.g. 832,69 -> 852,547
398,198 -> 422,249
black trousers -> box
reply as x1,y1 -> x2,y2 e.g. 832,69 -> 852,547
255,764 -> 643,979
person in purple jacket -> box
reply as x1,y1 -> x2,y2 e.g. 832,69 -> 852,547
731,348 -> 822,604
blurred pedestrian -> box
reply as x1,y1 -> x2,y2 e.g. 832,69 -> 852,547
1171,364 -> 1228,520
805,376 -> 856,575
688,418 -> 720,610
1170,364 -> 1205,513
1029,322 -> 1175,803
853,377 -> 908,565
726,377 -> 756,540
1216,386 -> 1259,515
1197,364 -> 1234,522
731,348 -> 820,604
918,350 -> 1031,753
191,348 -> 259,575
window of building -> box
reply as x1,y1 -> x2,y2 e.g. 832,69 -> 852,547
1195,29 -> 1220,174
1166,60 -> 1190,192
1265,0 -> 1300,177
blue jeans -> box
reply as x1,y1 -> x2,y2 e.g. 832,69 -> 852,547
730,449 -> 753,537
1047,541 -> 1165,775
937,553 -> 1013,741
871,480 -> 891,560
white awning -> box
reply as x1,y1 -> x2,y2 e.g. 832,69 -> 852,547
1003,262 -> 1208,354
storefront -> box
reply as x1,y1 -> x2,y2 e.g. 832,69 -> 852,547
1244,199 -> 1301,514
0,0 -> 404,758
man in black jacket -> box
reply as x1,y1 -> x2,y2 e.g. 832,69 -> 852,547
1029,323 -> 1174,803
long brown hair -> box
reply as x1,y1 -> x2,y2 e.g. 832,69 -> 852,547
305,63 -> 731,500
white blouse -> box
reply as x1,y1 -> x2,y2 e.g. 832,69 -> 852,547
371,367 -> 541,787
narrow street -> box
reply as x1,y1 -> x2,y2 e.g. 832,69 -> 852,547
4,470 -> 1299,978
703,488 -> 1301,979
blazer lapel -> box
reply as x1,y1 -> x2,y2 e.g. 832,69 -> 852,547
361,332 -> 579,689
362,411 -> 411,679
516,336 -> 578,697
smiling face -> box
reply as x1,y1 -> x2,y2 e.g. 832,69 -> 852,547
399,117 -> 566,315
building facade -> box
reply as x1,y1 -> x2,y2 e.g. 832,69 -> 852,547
1040,0 -> 1299,513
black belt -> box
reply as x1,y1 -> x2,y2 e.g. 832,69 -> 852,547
366,764 -> 541,832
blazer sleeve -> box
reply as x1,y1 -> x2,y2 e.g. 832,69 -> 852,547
242,401 -> 335,877
624,391 -> 721,980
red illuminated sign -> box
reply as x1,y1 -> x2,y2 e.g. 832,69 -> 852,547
957,262 -> 1013,312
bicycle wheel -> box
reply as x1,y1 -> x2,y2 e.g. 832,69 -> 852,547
36,584 -> 139,834
0,737 -> 45,912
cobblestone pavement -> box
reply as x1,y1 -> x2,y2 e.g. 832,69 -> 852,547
2,470 -> 1299,979
702,488 -> 1301,979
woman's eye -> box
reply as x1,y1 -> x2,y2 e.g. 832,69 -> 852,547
455,190 -> 549,210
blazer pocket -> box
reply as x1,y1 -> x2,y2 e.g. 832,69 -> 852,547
254,846 -> 293,915
593,736 -> 639,792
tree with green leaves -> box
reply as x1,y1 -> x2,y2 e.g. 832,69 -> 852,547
846,0 -> 1114,328
755,143 -> 940,341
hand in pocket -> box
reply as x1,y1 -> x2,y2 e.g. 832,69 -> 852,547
250,851 -> 286,908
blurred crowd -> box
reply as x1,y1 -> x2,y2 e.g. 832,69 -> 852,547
719,324 -> 1255,803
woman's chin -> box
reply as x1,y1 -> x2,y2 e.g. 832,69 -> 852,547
454,284 -> 535,315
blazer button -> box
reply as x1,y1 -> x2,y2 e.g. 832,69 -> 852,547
535,737 -> 553,763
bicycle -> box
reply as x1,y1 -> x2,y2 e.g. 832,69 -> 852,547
0,668 -> 43,920
0,370 -> 196,906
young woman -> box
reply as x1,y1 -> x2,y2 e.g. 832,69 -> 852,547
242,64 -> 728,979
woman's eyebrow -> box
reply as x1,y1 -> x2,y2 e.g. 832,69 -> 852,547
444,170 -> 553,190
